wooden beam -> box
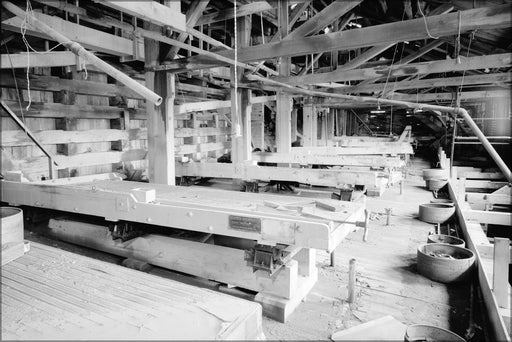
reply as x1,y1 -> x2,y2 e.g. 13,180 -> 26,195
231,14 -> 252,163
2,11 -> 135,57
165,0 -> 210,60
465,180 -> 510,190
175,162 -> 384,188
284,1 -> 361,41
464,210 -> 512,226
99,1 -> 186,32
0,72 -> 141,99
1,128 -> 146,147
335,73 -> 512,94
448,182 -> 510,342
195,1 -> 273,26
145,20 -> 175,185
350,39 -> 446,91
165,5 -> 510,66
251,152 -> 406,167
493,238 -> 511,309
174,95 -> 274,114
0,51 -> 87,69
289,1 -> 311,28
386,90 -> 510,102
302,101 -> 316,147
337,44 -> 393,71
276,53 -> 512,85
0,100 -> 146,120
275,0 -> 292,154
7,150 -> 147,173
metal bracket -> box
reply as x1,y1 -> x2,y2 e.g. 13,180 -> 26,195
244,244 -> 300,276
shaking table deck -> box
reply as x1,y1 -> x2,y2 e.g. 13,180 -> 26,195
1,242 -> 264,340
1,174 -> 366,252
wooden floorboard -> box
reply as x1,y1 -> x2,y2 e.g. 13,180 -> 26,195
261,158 -> 479,340
1,242 -> 263,340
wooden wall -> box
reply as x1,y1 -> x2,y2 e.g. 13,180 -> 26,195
1,66 -> 147,181
0,65 -> 234,181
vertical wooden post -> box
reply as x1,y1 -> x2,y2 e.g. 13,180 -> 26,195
275,0 -> 292,153
327,108 -> 335,142
230,15 -> 252,165
303,101 -> 312,146
144,22 -> 175,185
348,258 -> 356,303
340,109 -> 347,136
291,108 -> 297,142
110,110 -> 130,172
493,237 -> 510,309
55,88 -> 77,179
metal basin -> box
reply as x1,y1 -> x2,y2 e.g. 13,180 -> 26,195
418,203 -> 455,223
426,179 -> 448,191
404,324 -> 466,342
422,168 -> 449,180
430,199 -> 454,206
417,243 -> 475,283
1,207 -> 24,244
427,234 -> 465,248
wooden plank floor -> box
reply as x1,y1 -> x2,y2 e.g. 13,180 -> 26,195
1,242 -> 263,340
261,158 -> 484,340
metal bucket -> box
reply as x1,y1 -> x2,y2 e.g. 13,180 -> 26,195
417,243 -> 475,283
404,324 -> 466,342
422,168 -> 449,181
430,199 -> 454,206
419,203 -> 455,223
427,234 -> 465,248
427,179 -> 448,191
1,207 -> 24,244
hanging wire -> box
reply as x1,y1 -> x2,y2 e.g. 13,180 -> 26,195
260,14 -> 265,45
5,43 -> 27,129
381,8 -> 406,98
19,0 -> 86,110
418,1 -> 439,39
455,11 -> 462,64
457,30 -> 475,105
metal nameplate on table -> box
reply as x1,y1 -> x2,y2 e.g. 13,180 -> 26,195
229,215 -> 261,233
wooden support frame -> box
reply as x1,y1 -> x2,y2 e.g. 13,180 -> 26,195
164,5 -> 511,67
0,176 -> 365,252
99,1 -> 186,32
463,210 -> 512,226
277,53 -> 512,86
145,19 -> 175,185
175,161 -> 387,192
275,0 -> 292,154
230,14 -> 252,164
448,181 -> 511,342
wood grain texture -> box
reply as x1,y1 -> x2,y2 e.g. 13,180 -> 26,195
1,242 -> 263,340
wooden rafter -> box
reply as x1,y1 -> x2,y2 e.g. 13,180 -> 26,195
274,53 -> 512,85
165,0 -> 210,60
161,5 -> 511,70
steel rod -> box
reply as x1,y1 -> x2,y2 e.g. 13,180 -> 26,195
0,100 -> 57,179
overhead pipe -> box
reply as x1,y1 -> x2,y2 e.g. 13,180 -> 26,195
245,73 -> 512,182
2,1 -> 162,106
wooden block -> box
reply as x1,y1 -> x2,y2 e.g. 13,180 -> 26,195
255,269 -> 317,323
493,238 -> 511,309
130,188 -> 156,203
315,200 -> 343,212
